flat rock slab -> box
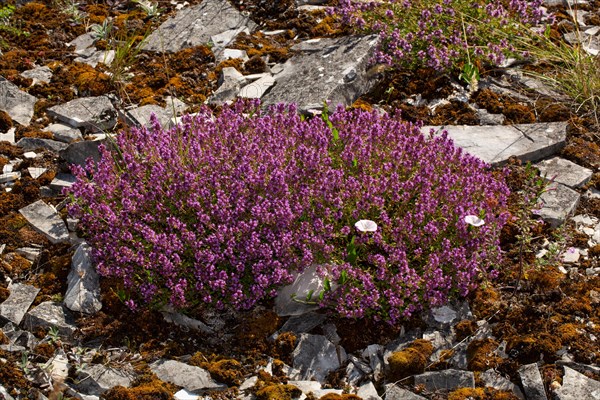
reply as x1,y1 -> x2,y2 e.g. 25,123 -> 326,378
292,333 -> 347,382
384,384 -> 427,400
275,264 -> 334,316
47,96 -> 117,132
142,0 -> 256,53
0,127 -> 15,144
0,78 -> 37,126
44,123 -> 83,143
535,157 -> 593,188
20,66 -> 52,85
19,200 -> 69,244
72,364 -> 135,396
16,137 -> 68,153
539,183 -> 580,228
414,369 -> 475,392
64,242 -> 102,314
518,363 -> 548,400
480,369 -> 525,399
261,35 -> 379,112
22,301 -> 77,339
50,173 -> 77,192
555,366 -> 600,400
123,104 -> 174,128
150,359 -> 227,392
422,122 -> 567,166
59,139 -> 104,167
0,283 -> 40,325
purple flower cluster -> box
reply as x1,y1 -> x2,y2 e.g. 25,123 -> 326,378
332,0 -> 545,71
68,101 -> 509,323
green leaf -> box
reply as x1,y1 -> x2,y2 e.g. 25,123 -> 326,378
346,236 -> 357,265
324,277 -> 331,292
305,289 -> 314,301
339,269 -> 348,285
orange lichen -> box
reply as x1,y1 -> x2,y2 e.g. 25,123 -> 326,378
506,333 -> 561,364
319,394 -> 362,400
455,320 -> 477,341
448,387 -> 520,400
386,339 -> 434,381
255,384 -> 302,400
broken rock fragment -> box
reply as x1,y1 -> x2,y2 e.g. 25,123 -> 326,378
19,200 -> 69,244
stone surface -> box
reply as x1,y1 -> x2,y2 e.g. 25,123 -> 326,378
150,359 -> 227,392
59,139 -> 104,167
27,167 -> 47,179
538,183 -> 581,228
45,123 -> 84,143
74,49 -> 115,68
554,366 -> 600,400
208,66 -> 246,104
0,78 -> 37,126
142,0 -> 256,53
47,96 -> 117,132
518,363 -> 548,400
480,369 -> 525,399
414,369 -> 475,392
64,242 -> 102,314
124,104 -> 173,128
535,157 -> 593,188
292,333 -> 347,382
384,384 -> 427,400
50,173 -> 77,192
422,122 -> 568,166
19,200 -> 70,244
261,35 -> 379,112
288,380 -> 342,398
238,75 -> 276,98
22,301 -> 77,339
357,381 -> 381,400
278,311 -> 327,334
275,264 -> 335,316
72,364 -> 135,396
0,283 -> 40,325
16,137 -> 68,153
20,65 -> 53,85
0,127 -> 15,143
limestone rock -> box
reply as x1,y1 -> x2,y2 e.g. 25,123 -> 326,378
150,359 -> 227,392
538,183 -> 580,228
413,369 -> 475,392
64,242 -> 102,314
535,157 -> 593,188
275,264 -> 335,316
123,104 -> 174,129
59,139 -> 104,167
384,384 -> 427,400
554,366 -> 600,400
22,301 -> 77,339
292,333 -> 347,382
19,200 -> 69,244
20,65 -> 52,85
72,364 -> 135,396
0,78 -> 37,126
16,137 -> 68,153
47,96 -> 117,132
44,123 -> 83,143
518,363 -> 548,400
0,283 -> 40,325
261,35 -> 380,112
142,0 -> 256,53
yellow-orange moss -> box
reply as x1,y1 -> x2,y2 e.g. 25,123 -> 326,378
466,338 -> 502,371
386,339 -> 433,382
455,320 -> 477,341
319,394 -> 362,400
255,384 -> 302,400
448,387 -> 521,400
507,333 -> 561,364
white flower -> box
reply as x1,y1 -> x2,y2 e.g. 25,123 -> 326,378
355,219 -> 377,232
464,215 -> 485,227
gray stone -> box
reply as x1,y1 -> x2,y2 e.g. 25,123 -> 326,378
0,283 -> 40,325
72,364 -> 135,396
564,31 -> 600,56
22,301 -> 77,339
217,48 -> 249,63
480,369 -> 525,399
292,333 -> 347,382
0,172 -> 20,184
142,0 -> 256,53
0,127 -> 15,143
345,358 -> 368,386
238,75 -> 275,99
475,108 -> 505,125
539,183 -> 580,228
261,35 -> 380,112
27,167 -> 47,179
363,344 -> 384,381
536,157 -> 593,188
124,104 -> 173,129
47,96 -> 117,132
16,137 -> 68,153
0,384 -> 15,400
275,264 -> 335,316
59,139 -> 104,167
19,200 -> 70,244
383,384 -> 427,400
208,67 -> 246,105
357,381 -> 381,400
279,311 -> 327,335
422,122 -> 567,166
150,359 -> 227,392
67,32 -> 97,54
74,49 -> 115,68
288,380 -> 342,398
210,26 -> 250,49
414,369 -> 475,392
8,330 -> 38,349
50,173 -> 77,192
554,366 -> 600,400
161,306 -> 214,334
20,65 -> 52,85
45,123 -> 84,143
429,305 -> 458,328
0,78 -> 37,126
15,247 -> 41,261
64,242 -> 102,314
518,363 -> 548,400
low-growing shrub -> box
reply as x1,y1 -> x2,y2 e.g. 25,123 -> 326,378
68,101 -> 509,323
332,0 -> 545,72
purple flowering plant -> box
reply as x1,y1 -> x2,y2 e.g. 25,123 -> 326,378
68,100 -> 510,323
332,0 -> 545,72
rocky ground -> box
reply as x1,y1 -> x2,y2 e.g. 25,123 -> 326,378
0,0 -> 599,399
